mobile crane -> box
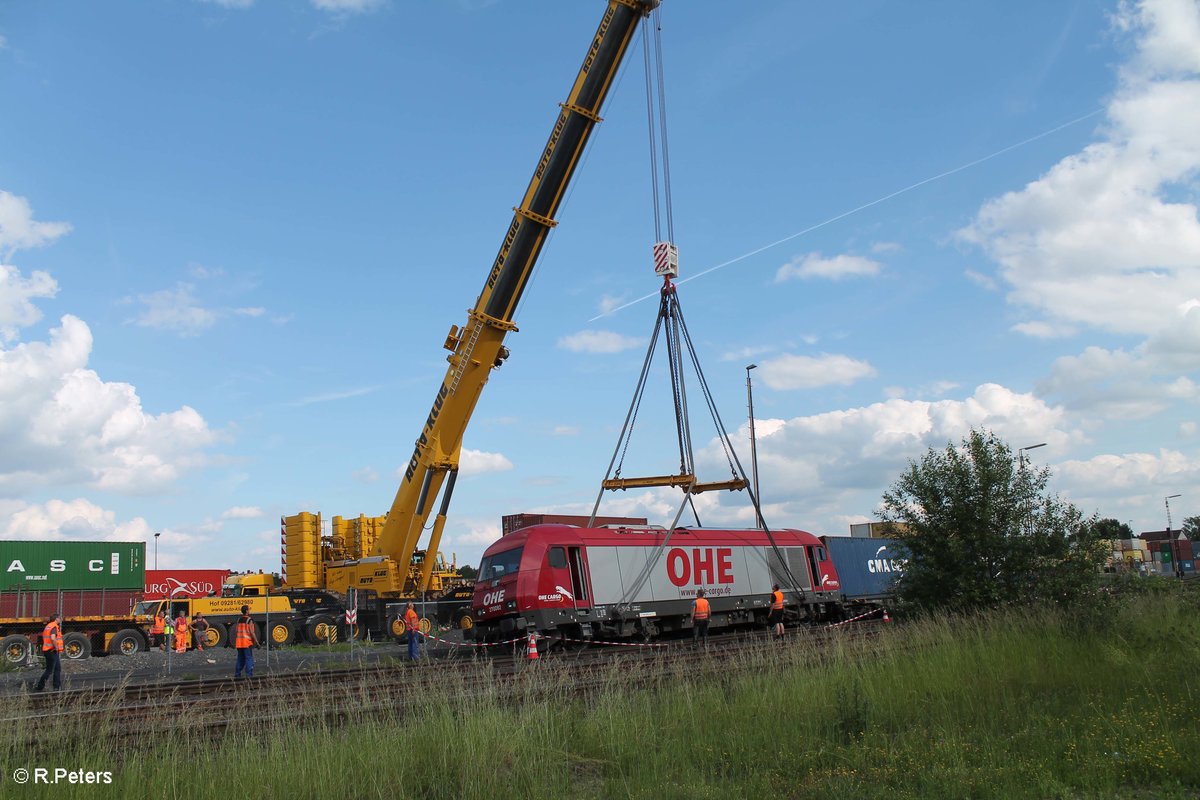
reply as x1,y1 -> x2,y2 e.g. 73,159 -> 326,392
281,1 -> 662,636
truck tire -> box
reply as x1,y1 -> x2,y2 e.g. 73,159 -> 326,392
62,632 -> 92,660
1,634 -> 31,665
457,610 -> 474,631
388,613 -> 405,643
305,614 -> 338,645
107,628 -> 145,656
268,619 -> 295,647
199,625 -> 225,649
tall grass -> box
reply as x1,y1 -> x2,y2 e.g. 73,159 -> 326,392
3,590 -> 1198,799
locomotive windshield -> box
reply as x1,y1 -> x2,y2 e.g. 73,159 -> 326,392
478,547 -> 523,581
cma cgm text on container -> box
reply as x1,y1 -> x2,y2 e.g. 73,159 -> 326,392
1,540 -> 145,590
143,569 -> 230,599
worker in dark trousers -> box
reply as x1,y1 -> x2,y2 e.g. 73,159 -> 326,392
233,605 -> 259,679
769,584 -> 785,639
34,613 -> 64,692
404,601 -> 421,661
692,589 -> 710,648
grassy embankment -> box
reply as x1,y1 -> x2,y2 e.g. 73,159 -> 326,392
2,585 -> 1198,799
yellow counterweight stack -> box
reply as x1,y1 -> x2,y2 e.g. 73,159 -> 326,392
281,512 -> 324,589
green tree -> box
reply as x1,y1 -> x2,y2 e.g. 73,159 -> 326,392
1091,518 -> 1134,542
1183,515 -> 1200,541
878,428 -> 1107,613
458,564 -> 478,580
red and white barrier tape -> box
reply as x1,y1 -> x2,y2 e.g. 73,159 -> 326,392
559,636 -> 671,648
825,608 -> 885,629
423,633 -> 526,649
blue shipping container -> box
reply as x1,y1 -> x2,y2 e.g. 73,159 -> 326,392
821,536 -> 907,601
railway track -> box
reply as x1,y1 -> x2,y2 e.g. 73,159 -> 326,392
4,619 -> 894,748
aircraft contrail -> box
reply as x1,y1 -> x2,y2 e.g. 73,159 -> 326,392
589,108 -> 1103,321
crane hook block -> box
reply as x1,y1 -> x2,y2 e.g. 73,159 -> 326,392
653,241 -> 679,279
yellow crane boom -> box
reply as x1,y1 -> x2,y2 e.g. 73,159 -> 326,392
326,0 -> 660,596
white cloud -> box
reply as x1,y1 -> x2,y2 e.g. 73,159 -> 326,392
234,307 -> 265,318
1012,320 -> 1077,339
0,315 -> 216,495
871,242 -> 901,254
597,294 -> 626,315
1057,448 -> 1198,490
310,0 -> 384,12
130,283 -> 218,336
776,252 -> 883,282
352,466 -> 379,484
459,448 -> 513,477
221,506 -> 263,519
0,34 -> 8,50
758,353 -> 876,390
0,191 -> 71,259
964,269 -> 998,291
197,0 -> 254,8
0,265 -> 58,342
1182,421 -> 1197,437
557,330 -> 644,354
553,425 -> 579,436
959,0 -> 1200,338
1038,333 -> 1200,418
0,498 -> 151,541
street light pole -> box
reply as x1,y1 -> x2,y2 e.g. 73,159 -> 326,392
746,364 -> 762,529
1166,494 -> 1182,578
1017,442 -> 1047,466
154,532 -> 161,570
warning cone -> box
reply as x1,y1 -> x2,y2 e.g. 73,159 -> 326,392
881,608 -> 891,623
527,632 -> 540,660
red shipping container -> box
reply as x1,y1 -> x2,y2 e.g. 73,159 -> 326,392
143,569 -> 230,600
1,589 -> 141,620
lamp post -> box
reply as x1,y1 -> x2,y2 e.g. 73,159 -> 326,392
1017,442 -> 1046,466
154,532 -> 161,570
746,364 -> 762,529
1015,443 -> 1046,536
1166,494 -> 1182,578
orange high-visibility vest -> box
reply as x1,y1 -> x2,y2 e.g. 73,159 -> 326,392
404,609 -> 419,632
151,614 -> 165,634
235,618 -> 255,648
175,618 -> 189,635
771,590 -> 784,610
693,597 -> 710,620
41,621 -> 64,653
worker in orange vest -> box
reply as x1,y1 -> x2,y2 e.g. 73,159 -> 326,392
691,589 -> 711,647
150,611 -> 166,651
769,584 -> 785,639
34,612 -> 64,692
404,601 -> 421,661
174,613 -> 190,653
233,605 -> 259,679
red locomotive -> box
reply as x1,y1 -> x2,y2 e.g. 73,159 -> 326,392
470,524 -> 845,643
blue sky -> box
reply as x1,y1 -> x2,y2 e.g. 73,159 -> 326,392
1,0 -> 1197,571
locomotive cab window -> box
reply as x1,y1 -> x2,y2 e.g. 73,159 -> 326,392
816,547 -> 827,562
479,546 -> 524,580
548,547 -> 568,569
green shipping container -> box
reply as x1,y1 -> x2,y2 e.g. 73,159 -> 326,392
0,540 -> 145,591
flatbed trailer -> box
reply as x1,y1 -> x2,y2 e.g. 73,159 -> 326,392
0,588 -> 151,661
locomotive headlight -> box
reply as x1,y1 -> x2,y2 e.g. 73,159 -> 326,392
505,600 -> 517,610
